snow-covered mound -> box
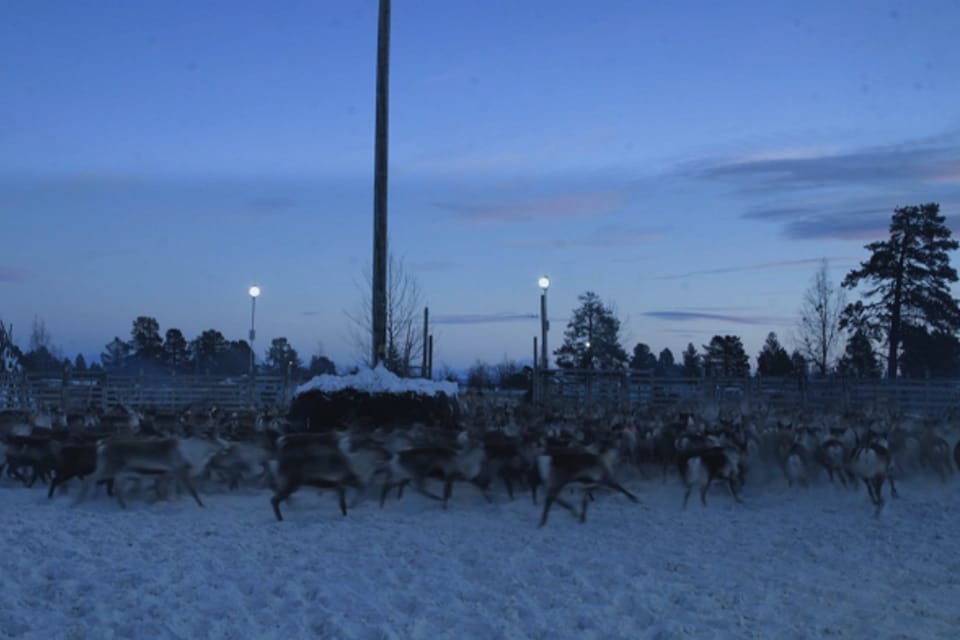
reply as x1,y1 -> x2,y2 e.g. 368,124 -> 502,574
1,478 -> 957,639
290,365 -> 460,430
295,364 -> 458,397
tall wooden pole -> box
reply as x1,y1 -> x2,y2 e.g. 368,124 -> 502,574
372,0 -> 391,367
421,306 -> 429,378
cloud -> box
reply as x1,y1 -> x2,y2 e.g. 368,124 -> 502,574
743,204 -> 892,241
657,256 -> 856,280
435,189 -> 626,224
680,131 -> 960,240
432,312 -> 538,325
685,131 -> 960,191
642,311 -> 793,326
0,266 -> 27,283
235,197 -> 297,220
503,224 -> 664,249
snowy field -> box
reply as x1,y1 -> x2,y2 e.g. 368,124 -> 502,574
1,474 -> 958,640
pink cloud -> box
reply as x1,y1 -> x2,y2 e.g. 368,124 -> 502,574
437,190 -> 626,223
0,266 -> 28,283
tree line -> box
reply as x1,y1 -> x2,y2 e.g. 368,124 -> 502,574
543,202 -> 960,380
6,316 -> 337,378
4,202 -> 955,383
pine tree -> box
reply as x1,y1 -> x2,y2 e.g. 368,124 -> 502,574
130,316 -> 164,367
265,337 -> 302,375
681,343 -> 701,377
163,328 -> 190,373
756,332 -> 793,376
837,329 -> 882,378
101,337 -> 131,373
629,343 -> 657,370
656,348 -> 677,376
703,335 -> 750,377
554,292 -> 628,370
842,203 -> 960,378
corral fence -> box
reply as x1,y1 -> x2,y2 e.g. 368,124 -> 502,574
0,371 -> 303,412
533,369 -> 960,416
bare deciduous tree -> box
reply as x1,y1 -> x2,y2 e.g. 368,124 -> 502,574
346,253 -> 424,376
796,260 -> 845,376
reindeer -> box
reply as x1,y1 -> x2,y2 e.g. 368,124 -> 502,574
849,433 -> 899,516
678,440 -> 746,508
270,432 -> 389,521
85,437 -> 206,508
379,437 -> 488,509
918,432 -> 953,481
537,437 -> 638,527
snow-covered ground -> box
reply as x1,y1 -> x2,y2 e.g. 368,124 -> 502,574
1,475 -> 958,640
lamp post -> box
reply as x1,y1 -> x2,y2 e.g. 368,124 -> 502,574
538,276 -> 550,370
248,285 -> 261,377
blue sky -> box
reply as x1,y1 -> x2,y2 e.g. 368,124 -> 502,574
2,1 -> 960,370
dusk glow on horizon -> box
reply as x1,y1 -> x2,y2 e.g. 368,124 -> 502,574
3,1 -> 960,371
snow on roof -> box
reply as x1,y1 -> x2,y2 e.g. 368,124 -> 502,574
295,363 -> 459,397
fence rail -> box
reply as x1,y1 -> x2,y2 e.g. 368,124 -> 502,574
0,372 -> 301,412
534,369 -> 960,415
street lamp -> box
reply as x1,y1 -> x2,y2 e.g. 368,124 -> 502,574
248,285 -> 261,376
538,276 -> 550,370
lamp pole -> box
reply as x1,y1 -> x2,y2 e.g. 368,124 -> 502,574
538,276 -> 550,370
248,285 -> 261,377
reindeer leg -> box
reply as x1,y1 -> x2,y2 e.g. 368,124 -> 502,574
888,475 -> 899,499
337,486 -> 348,516
412,478 -> 443,502
682,484 -> 693,509
442,477 -> 454,510
700,477 -> 713,507
379,481 -> 395,507
47,472 -> 64,499
538,494 -> 555,528
727,477 -> 744,503
177,470 -> 204,508
603,478 -> 638,502
579,491 -> 590,523
113,478 -> 128,509
504,476 -> 515,501
271,476 -> 299,521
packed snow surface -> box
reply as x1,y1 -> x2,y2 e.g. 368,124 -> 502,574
2,476 -> 958,639
295,364 -> 459,398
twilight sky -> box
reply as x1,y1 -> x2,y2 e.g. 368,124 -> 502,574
3,0 -> 960,371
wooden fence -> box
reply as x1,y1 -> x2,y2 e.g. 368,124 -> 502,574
533,369 -> 960,416
0,372 -> 301,412
4,368 -> 958,416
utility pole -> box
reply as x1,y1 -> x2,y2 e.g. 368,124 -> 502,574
371,0 -> 391,367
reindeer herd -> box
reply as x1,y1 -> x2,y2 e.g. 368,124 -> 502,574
1,397 -> 959,525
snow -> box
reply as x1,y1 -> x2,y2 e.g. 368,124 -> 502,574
2,475 -> 958,639
295,364 -> 459,398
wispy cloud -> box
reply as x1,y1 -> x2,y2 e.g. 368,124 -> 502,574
743,204 -> 892,241
435,189 -> 626,224
302,310 -> 322,317
432,312 -> 538,325
504,224 -> 664,249
685,131 -> 960,191
0,266 -> 27,283
642,311 -> 793,326
657,257 -> 856,280
681,131 -> 960,241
